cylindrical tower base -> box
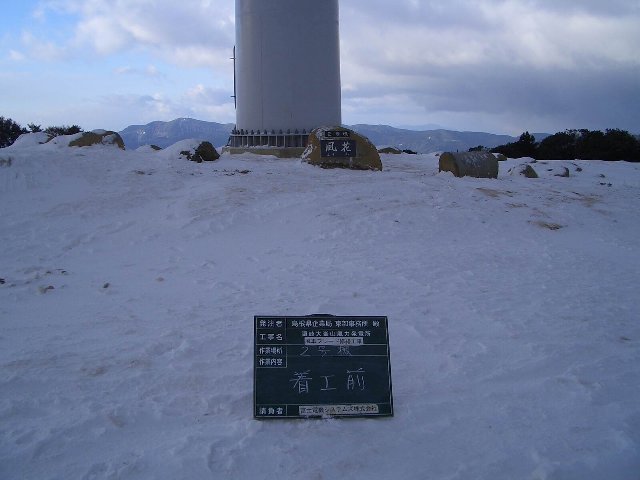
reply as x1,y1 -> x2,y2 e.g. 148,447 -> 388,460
234,0 -> 341,139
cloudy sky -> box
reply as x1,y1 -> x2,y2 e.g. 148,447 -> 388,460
2,0 -> 639,135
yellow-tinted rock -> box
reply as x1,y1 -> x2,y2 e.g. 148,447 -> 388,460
68,130 -> 126,150
302,126 -> 382,171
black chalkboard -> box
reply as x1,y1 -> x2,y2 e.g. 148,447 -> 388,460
254,315 -> 393,419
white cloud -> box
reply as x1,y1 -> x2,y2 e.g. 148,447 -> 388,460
115,65 -> 163,78
19,31 -> 66,61
182,84 -> 235,109
340,0 -> 640,132
7,0 -> 639,134
8,50 -> 26,62
74,15 -> 132,55
32,0 -> 235,68
91,84 -> 235,129
342,0 -> 640,73
479,2 -> 640,68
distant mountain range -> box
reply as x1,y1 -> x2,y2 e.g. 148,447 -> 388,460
119,118 -> 549,153
350,124 -> 549,153
119,118 -> 234,150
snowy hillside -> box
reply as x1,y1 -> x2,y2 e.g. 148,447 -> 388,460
1,137 -> 639,479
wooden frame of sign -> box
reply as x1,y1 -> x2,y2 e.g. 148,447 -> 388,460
254,315 -> 394,419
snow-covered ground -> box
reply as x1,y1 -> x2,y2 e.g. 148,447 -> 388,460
1,136 -> 639,479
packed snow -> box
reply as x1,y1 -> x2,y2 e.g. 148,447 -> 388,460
1,135 -> 639,479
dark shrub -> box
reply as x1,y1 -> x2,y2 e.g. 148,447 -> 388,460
0,117 -> 27,148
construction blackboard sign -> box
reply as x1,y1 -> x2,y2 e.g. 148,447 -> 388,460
254,315 -> 393,419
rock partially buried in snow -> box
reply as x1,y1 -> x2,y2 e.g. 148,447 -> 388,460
521,164 -> 539,178
378,146 -> 402,154
439,151 -> 498,179
507,163 -> 539,178
163,139 -> 220,163
180,141 -> 220,163
509,161 -> 582,179
302,126 -> 382,171
68,130 -> 126,150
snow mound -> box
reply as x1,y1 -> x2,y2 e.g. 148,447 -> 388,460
135,145 -> 162,153
161,138 -> 205,157
8,132 -> 51,148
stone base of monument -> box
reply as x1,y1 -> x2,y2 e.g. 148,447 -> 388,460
223,146 -> 306,159
302,126 -> 383,171
439,151 -> 498,179
223,131 -> 311,159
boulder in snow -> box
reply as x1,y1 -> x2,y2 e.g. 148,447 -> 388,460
68,130 -> 126,150
303,126 -> 382,171
512,162 -> 580,179
378,146 -> 403,154
521,164 -> 539,178
180,141 -> 220,163
163,139 -> 220,163
439,151 -> 498,179
506,163 -> 540,178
